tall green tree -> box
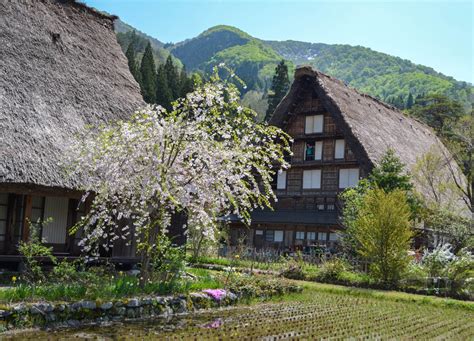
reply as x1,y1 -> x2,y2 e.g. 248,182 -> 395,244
340,149 -> 419,255
409,94 -> 464,135
405,93 -> 414,109
265,60 -> 290,122
350,188 -> 413,286
164,55 -> 180,100
179,67 -> 194,98
140,42 -> 157,103
156,65 -> 173,111
369,149 -> 413,193
125,38 -> 141,86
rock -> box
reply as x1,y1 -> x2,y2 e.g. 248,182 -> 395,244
0,310 -> 12,318
81,301 -> 97,310
114,307 -> 126,316
159,306 -> 173,318
45,313 -> 56,322
66,319 -> 81,328
170,298 -> 187,314
100,302 -> 113,310
54,304 -> 66,312
12,303 -> 27,314
125,308 -> 135,318
126,298 -> 140,308
140,298 -> 152,305
227,292 -> 238,302
114,301 -> 124,308
153,297 -> 166,305
30,303 -> 54,315
69,302 -> 82,311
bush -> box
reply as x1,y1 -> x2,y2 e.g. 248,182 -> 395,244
316,259 -> 349,282
151,234 -> 186,286
422,244 -> 455,277
349,188 -> 413,286
445,249 -> 474,299
18,221 -> 56,284
280,254 -> 306,280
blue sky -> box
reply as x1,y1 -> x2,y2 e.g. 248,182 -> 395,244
84,0 -> 473,82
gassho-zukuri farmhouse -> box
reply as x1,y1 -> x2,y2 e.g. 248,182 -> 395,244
227,66 -> 466,252
0,1 -> 466,267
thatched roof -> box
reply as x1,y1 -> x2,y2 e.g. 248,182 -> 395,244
0,0 -> 144,191
270,66 -> 467,208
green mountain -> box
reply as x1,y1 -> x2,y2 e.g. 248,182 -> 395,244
170,25 -> 288,92
115,23 -> 472,114
115,19 -> 181,67
266,41 -> 472,109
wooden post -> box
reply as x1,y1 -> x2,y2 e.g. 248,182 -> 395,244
22,195 -> 32,242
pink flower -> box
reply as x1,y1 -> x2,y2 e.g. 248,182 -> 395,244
203,289 -> 227,301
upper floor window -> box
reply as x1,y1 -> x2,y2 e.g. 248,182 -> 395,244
305,115 -> 324,134
339,168 -> 359,189
335,139 -> 345,159
277,170 -> 287,189
303,169 -> 321,189
305,141 -> 323,161
307,232 -> 316,241
295,231 -> 305,240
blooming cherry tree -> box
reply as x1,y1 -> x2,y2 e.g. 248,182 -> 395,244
68,78 -> 291,285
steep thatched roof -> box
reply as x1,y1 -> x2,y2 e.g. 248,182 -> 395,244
270,66 -> 467,208
0,0 -> 144,191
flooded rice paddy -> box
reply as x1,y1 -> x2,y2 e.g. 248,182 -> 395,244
5,290 -> 474,340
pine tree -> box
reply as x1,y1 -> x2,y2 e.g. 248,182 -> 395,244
155,64 -> 173,110
164,55 -> 180,100
125,38 -> 141,86
265,60 -> 290,122
405,93 -> 414,109
179,67 -> 194,97
140,42 -> 157,103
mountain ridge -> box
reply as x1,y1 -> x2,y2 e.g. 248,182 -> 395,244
115,23 -> 472,113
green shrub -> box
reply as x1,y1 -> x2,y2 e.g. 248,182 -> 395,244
445,249 -> 474,299
316,259 -> 349,282
18,221 -> 56,284
280,255 -> 306,280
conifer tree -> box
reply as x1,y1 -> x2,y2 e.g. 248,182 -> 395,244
405,93 -> 414,109
179,67 -> 194,97
125,39 -> 141,86
164,55 -> 180,100
140,42 -> 157,103
265,60 -> 290,122
155,64 -> 173,110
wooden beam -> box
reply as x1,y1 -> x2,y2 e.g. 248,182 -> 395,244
22,195 -> 32,242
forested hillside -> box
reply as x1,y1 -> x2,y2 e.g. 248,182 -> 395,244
114,22 -> 472,114
171,25 -> 287,92
266,41 -> 472,109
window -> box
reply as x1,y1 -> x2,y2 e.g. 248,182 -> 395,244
305,115 -> 324,134
339,168 -> 360,189
317,204 -> 325,210
329,233 -> 339,241
255,230 -> 263,236
296,231 -> 305,240
335,139 -> 345,159
265,230 -> 274,242
318,232 -> 327,241
277,170 -> 286,189
305,141 -> 322,161
274,230 -> 284,242
326,204 -> 335,211
0,194 -> 8,245
307,232 -> 316,241
303,169 -> 321,189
